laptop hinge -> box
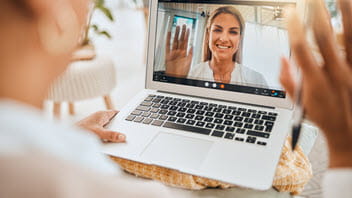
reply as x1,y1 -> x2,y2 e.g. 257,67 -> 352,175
157,90 -> 275,109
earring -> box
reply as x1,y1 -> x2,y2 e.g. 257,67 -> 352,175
37,2 -> 80,55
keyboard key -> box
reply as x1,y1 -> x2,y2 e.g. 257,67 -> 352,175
224,115 -> 233,120
225,126 -> 235,132
196,121 -> 206,127
246,136 -> 256,144
235,137 -> 244,142
238,108 -> 247,111
222,109 -> 232,114
200,102 -> 208,105
213,108 -> 222,112
191,100 -> 199,104
212,131 -> 224,137
218,105 -> 227,108
224,133 -> 235,140
205,123 -> 215,129
141,101 -> 153,106
254,125 -> 264,131
251,114 -> 261,119
168,116 -> 177,122
204,107 -> 213,111
150,113 -> 159,119
187,109 -> 196,113
182,99 -> 190,103
236,128 -> 246,134
247,130 -> 270,138
185,103 -> 195,108
144,97 -> 154,102
258,111 -> 267,114
163,122 -> 211,135
262,115 -> 276,121
248,109 -> 257,113
131,110 -> 142,116
205,112 -> 214,116
161,100 -> 169,104
158,110 -> 168,114
196,110 -> 205,115
169,106 -> 178,111
209,103 -> 217,107
176,112 -> 186,117
232,111 -> 241,115
195,105 -> 204,110
186,120 -> 196,125
214,118 -> 223,124
178,107 -> 187,112
195,115 -> 204,121
142,112 -> 151,117
160,105 -> 169,109
234,116 -> 243,121
168,101 -> 178,106
156,95 -> 164,98
268,112 -> 278,116
254,119 -> 264,125
228,106 -> 237,110
152,98 -> 161,103
242,112 -> 251,117
244,124 -> 254,129
125,115 -> 135,121
159,115 -> 168,120
150,108 -> 159,113
265,121 -> 274,126
134,116 -> 144,123
152,103 -> 161,108
185,114 -> 195,119
204,117 -> 213,122
257,141 -> 267,146
143,118 -> 153,124
215,113 -> 224,118
265,125 -> 273,132
234,122 -> 243,127
244,118 -> 254,123
215,125 -> 225,130
224,120 -> 233,125
167,111 -> 177,116
176,118 -> 186,123
165,96 -> 173,100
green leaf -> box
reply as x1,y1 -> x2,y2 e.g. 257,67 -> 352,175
98,31 -> 112,39
96,5 -> 114,21
95,0 -> 105,7
91,24 -> 98,31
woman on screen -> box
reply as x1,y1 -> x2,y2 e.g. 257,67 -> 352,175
165,6 -> 267,86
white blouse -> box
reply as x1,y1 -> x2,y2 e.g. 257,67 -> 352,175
188,61 -> 267,87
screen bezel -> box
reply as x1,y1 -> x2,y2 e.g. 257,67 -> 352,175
146,0 -> 307,110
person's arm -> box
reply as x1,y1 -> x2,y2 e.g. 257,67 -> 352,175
76,110 -> 126,143
280,0 -> 352,168
0,152 -> 172,198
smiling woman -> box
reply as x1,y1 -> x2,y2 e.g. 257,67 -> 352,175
165,6 -> 267,86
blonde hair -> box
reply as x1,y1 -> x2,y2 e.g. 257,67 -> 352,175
202,6 -> 245,64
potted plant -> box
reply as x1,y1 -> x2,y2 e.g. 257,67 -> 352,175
73,0 -> 115,61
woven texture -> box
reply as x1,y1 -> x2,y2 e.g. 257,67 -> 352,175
47,56 -> 116,102
110,138 -> 312,195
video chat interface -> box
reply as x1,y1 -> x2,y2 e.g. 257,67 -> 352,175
153,0 -> 294,99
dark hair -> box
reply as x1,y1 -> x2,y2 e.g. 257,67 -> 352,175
202,6 -> 245,64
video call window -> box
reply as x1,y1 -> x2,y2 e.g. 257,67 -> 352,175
153,0 -> 294,98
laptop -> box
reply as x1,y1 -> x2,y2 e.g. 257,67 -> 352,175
103,0 -> 305,190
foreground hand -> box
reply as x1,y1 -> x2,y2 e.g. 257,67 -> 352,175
76,110 -> 126,143
280,0 -> 352,167
165,24 -> 193,78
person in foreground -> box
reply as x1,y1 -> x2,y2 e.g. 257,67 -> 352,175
280,0 -> 352,197
0,0 -> 170,197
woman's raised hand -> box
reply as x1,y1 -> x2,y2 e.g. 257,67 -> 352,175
165,24 -> 193,78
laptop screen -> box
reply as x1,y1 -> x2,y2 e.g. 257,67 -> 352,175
152,0 -> 294,99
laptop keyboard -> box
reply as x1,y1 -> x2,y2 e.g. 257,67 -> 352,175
125,94 -> 278,146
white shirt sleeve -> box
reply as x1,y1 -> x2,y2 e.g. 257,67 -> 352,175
323,169 -> 352,198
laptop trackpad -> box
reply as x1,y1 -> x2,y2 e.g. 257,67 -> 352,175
141,132 -> 213,170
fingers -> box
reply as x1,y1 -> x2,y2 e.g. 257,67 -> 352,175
172,26 -> 180,50
338,0 -> 352,66
311,0 -> 342,74
98,129 -> 126,143
166,31 -> 171,55
280,57 -> 296,99
179,24 -> 186,49
287,8 -> 319,78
